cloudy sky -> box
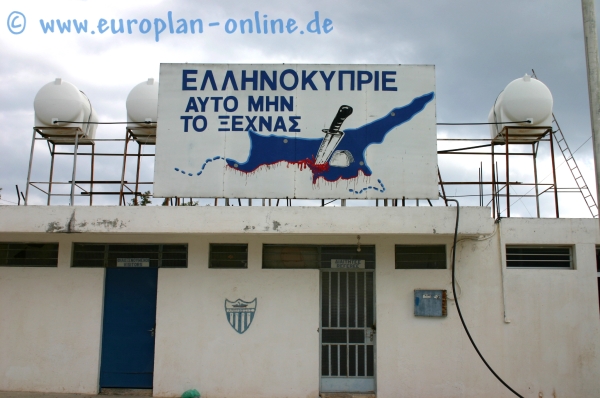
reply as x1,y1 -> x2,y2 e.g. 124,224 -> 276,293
0,0 -> 598,217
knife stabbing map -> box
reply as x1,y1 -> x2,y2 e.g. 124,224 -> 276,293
154,65 -> 438,199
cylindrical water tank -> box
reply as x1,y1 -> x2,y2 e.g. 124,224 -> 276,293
489,74 -> 553,139
126,78 -> 158,132
34,78 -> 97,139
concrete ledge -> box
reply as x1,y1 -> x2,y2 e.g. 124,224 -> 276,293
0,206 -> 493,236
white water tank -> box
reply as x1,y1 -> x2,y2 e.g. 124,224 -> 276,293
34,78 -> 97,140
488,74 -> 553,140
126,78 -> 158,140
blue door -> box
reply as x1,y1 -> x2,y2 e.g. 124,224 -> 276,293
100,267 -> 158,388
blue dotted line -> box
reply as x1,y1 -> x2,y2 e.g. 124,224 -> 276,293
174,156 -> 224,176
349,179 -> 386,194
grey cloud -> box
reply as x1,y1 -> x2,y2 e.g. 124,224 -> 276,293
0,0 -> 598,214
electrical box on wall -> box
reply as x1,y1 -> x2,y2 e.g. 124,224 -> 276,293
414,289 -> 447,317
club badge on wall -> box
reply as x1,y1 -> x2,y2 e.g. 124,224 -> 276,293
225,298 -> 257,334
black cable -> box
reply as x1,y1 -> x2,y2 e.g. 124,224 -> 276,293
446,198 -> 523,398
437,120 -> 531,126
53,120 -> 156,125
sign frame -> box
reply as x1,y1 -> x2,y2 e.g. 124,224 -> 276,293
154,63 -> 437,199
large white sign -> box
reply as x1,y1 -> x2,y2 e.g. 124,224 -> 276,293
154,64 -> 437,199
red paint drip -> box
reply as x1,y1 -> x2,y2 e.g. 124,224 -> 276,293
295,156 -> 330,174
227,156 -> 332,185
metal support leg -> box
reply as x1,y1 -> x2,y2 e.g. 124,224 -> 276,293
437,168 -> 448,206
47,142 -> 56,206
134,143 -> 142,205
25,128 -> 37,205
505,131 -> 510,217
549,129 -> 560,217
69,131 -> 80,206
90,143 -> 96,206
119,130 -> 131,205
491,141 -> 496,217
532,142 -> 540,218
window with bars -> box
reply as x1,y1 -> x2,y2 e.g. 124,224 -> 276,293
72,243 -> 188,268
209,244 -> 248,268
506,246 -> 573,269
263,245 -> 319,269
395,245 -> 446,269
0,243 -> 59,267
263,245 -> 375,269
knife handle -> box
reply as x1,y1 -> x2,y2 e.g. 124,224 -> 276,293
328,105 -> 353,134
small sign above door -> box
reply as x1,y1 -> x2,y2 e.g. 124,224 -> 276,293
117,258 -> 150,267
331,259 -> 365,269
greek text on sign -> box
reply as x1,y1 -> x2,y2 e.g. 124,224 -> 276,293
117,258 -> 150,267
154,64 -> 437,199
331,259 -> 365,269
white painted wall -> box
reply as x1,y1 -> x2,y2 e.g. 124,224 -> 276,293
0,235 -> 105,394
500,219 -> 600,398
376,219 -> 600,398
0,208 -> 599,398
153,237 -> 320,398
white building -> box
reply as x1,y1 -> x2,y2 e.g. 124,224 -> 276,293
1,65 -> 599,397
0,205 -> 599,398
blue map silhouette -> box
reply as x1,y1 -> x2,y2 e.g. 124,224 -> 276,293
224,92 -> 434,183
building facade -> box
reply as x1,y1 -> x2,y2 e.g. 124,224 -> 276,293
1,205 -> 599,398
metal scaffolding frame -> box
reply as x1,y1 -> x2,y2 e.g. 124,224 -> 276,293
24,124 -> 592,216
24,127 -> 155,206
118,127 -> 156,206
25,127 -> 95,206
438,126 -> 560,219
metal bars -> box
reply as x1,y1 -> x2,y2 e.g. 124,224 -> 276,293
505,246 -> 572,268
321,270 -> 374,378
72,243 -> 188,268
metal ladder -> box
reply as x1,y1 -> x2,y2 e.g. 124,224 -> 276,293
531,70 -> 598,218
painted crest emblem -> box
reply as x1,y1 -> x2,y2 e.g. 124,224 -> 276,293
225,298 -> 257,334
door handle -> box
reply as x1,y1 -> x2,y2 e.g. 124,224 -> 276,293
148,327 -> 155,337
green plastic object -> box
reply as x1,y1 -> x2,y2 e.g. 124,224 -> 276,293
181,389 -> 200,398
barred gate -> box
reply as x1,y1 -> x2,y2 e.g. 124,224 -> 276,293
320,269 -> 375,393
